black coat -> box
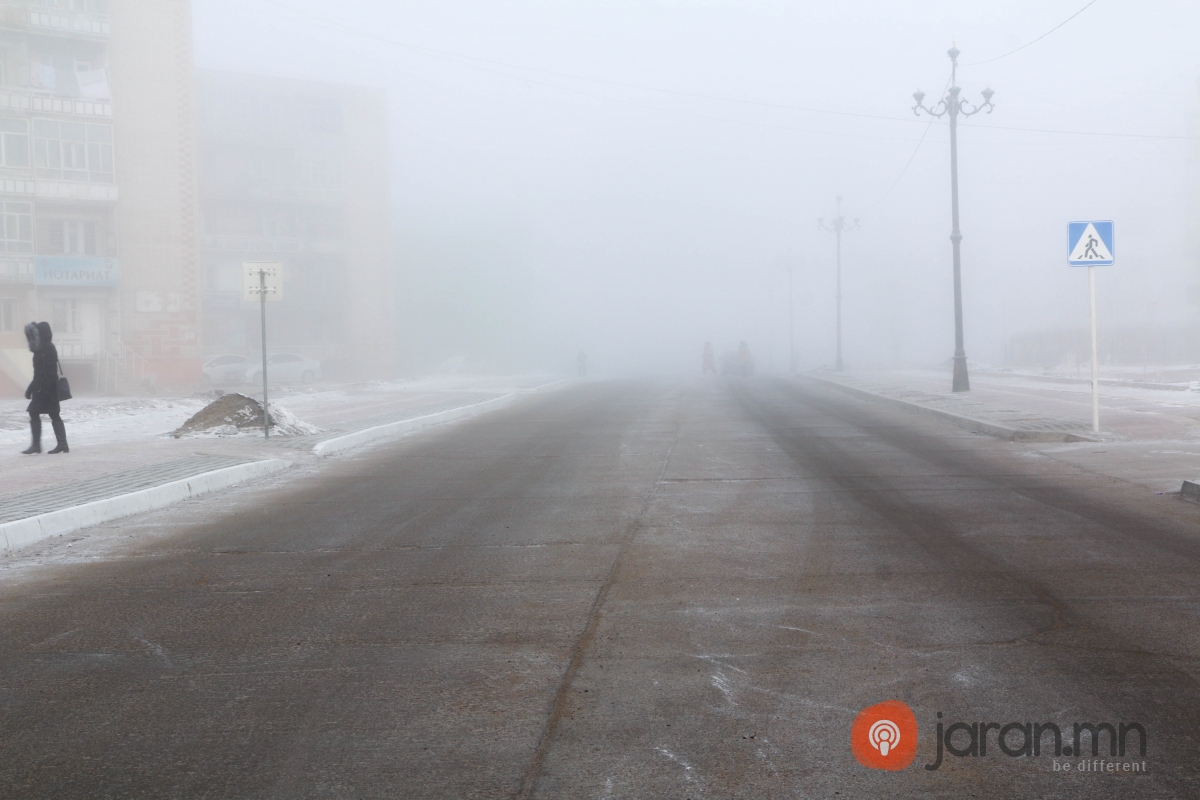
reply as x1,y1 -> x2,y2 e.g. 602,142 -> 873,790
26,342 -> 60,415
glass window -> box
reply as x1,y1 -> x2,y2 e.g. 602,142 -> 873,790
33,119 -> 113,182
0,202 -> 32,253
0,118 -> 29,168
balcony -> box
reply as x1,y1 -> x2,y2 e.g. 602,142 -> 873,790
0,88 -> 112,119
0,177 -> 35,196
35,180 -> 117,201
27,9 -> 109,38
0,259 -> 34,282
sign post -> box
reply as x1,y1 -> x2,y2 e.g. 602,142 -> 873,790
242,261 -> 282,438
1067,221 -> 1114,434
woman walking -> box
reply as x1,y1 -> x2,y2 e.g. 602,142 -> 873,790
23,321 -> 68,454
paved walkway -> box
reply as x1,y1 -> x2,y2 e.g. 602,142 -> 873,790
0,376 -> 554,542
812,371 -> 1097,439
0,454 -> 250,524
807,369 -> 1200,493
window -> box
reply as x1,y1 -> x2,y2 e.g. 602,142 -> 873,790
33,120 -> 113,182
48,219 -> 97,254
51,299 -> 80,334
0,298 -> 14,332
0,202 -> 32,253
0,118 -> 30,168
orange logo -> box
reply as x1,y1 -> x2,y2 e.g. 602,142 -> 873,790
851,700 -> 919,770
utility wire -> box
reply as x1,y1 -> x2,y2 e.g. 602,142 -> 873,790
865,78 -> 950,211
244,0 -> 1191,142
963,0 -> 1099,65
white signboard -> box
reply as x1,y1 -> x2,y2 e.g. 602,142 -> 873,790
242,261 -> 283,302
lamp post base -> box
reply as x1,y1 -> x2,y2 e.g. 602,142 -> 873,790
952,355 -> 970,393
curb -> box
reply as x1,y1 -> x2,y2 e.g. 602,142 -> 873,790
312,377 -> 581,458
1181,481 -> 1200,504
1,459 -> 289,555
313,394 -> 517,457
977,371 -> 1191,393
804,376 -> 1099,443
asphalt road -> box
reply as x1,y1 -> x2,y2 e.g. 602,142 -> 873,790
2,378 -> 1199,798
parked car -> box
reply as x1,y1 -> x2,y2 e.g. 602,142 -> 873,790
201,354 -> 250,386
245,353 -> 322,386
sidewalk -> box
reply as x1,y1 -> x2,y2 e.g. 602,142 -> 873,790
0,373 -> 566,554
807,369 -> 1200,494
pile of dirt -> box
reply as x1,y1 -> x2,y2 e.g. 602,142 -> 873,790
171,393 -> 321,438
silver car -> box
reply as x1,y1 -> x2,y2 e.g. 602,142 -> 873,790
201,354 -> 250,386
245,353 -> 322,386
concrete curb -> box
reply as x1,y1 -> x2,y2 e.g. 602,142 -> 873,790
977,371 -> 1191,393
804,375 -> 1099,443
1181,481 -> 1200,504
312,377 -> 581,458
0,459 -> 289,555
313,394 -> 516,457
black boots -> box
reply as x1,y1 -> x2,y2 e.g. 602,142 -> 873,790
47,417 -> 67,453
22,414 -> 67,454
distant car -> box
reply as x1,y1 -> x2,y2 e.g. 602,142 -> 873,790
245,353 -> 322,386
201,354 -> 250,386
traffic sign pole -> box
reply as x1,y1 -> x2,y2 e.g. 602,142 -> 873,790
242,261 -> 281,440
1089,266 -> 1099,433
1067,221 -> 1112,435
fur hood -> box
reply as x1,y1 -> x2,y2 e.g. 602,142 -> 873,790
24,321 -> 53,352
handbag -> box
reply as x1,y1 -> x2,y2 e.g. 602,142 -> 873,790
56,359 -> 71,401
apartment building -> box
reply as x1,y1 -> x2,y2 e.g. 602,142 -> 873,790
0,0 -> 199,394
195,70 -> 393,381
0,2 -> 392,395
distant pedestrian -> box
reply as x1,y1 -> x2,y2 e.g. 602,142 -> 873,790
702,342 -> 717,376
737,340 -> 754,377
22,321 -> 68,454
577,350 -> 587,378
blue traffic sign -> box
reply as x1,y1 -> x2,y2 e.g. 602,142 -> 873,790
1068,220 -> 1114,266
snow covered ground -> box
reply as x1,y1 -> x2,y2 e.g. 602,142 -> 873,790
0,373 -> 563,450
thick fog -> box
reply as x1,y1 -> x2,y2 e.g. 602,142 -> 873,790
194,0 -> 1200,378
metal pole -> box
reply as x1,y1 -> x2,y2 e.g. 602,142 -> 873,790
1089,266 -> 1099,433
948,91 -> 969,393
788,267 -> 795,373
260,269 -> 269,439
835,199 -> 844,372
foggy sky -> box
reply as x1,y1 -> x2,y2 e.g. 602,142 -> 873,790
192,0 -> 1200,376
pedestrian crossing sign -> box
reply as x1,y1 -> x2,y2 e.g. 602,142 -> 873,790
1068,220 -> 1114,266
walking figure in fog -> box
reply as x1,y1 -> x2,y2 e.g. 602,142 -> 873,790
22,321 -> 68,454
1082,234 -> 1100,260
737,341 -> 755,377
702,342 -> 717,376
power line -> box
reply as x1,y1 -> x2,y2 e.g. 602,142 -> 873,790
216,0 -> 1197,143
963,0 -> 1099,65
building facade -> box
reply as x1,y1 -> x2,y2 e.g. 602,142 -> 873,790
195,70 -> 393,381
0,0 -> 199,395
0,3 -> 393,395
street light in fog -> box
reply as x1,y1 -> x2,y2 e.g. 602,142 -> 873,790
818,196 -> 858,372
912,46 -> 995,393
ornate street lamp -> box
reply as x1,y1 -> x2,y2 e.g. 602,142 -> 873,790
912,47 -> 994,392
818,196 -> 859,372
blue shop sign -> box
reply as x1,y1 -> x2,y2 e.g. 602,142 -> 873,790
35,256 -> 120,287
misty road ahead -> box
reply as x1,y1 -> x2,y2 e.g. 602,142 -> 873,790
2,380 -> 1198,798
